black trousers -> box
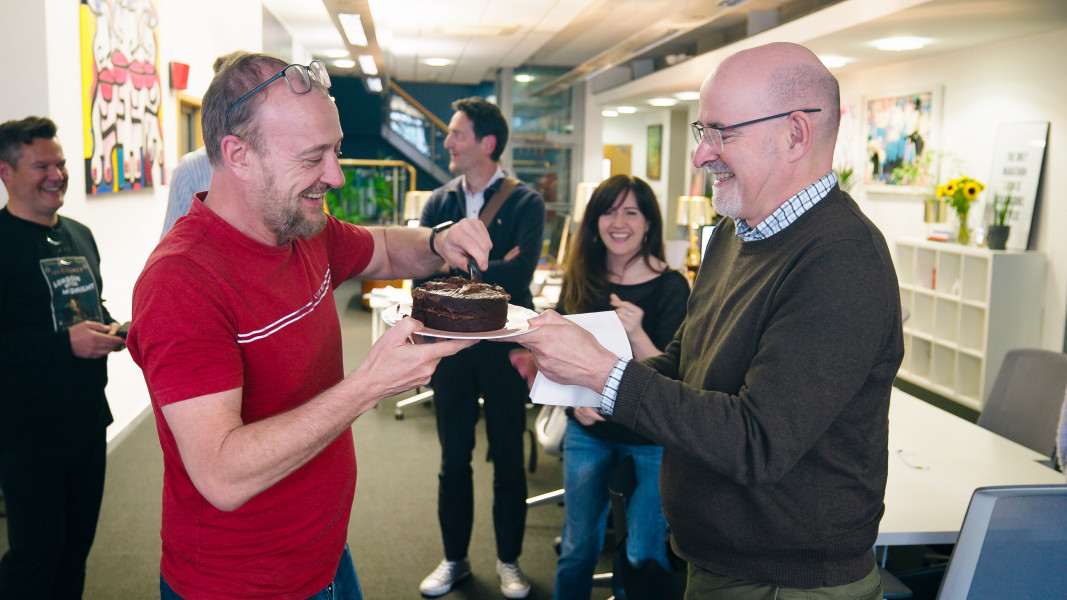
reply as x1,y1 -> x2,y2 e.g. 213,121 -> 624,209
432,341 -> 529,563
0,429 -> 107,600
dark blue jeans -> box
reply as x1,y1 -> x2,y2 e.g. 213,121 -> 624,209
160,545 -> 362,600
553,419 -> 669,600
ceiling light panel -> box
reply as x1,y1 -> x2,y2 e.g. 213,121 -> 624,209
872,37 -> 930,51
358,55 -> 378,75
337,13 -> 368,46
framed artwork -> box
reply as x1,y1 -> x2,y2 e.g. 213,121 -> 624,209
80,0 -> 166,195
985,122 -> 1049,250
646,124 -> 663,180
863,88 -> 942,193
833,101 -> 859,191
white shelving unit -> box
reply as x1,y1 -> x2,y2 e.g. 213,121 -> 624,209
895,239 -> 1046,411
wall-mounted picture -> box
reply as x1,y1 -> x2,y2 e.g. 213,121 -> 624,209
647,124 -> 662,180
80,0 -> 165,195
863,88 -> 942,192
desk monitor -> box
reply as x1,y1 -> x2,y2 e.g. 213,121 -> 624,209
700,224 -> 715,254
936,484 -> 1067,599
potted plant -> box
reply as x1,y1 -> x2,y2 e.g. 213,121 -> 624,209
890,149 -> 960,224
937,176 -> 984,245
987,194 -> 1014,250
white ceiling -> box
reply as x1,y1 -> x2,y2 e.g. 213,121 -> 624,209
261,0 -> 1067,109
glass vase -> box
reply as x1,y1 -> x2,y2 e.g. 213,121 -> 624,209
956,210 -> 971,245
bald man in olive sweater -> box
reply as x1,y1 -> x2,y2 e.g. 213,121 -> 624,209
516,42 -> 903,600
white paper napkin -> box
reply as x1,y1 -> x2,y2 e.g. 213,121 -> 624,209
529,311 -> 633,407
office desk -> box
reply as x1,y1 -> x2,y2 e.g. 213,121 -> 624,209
878,388 -> 1063,546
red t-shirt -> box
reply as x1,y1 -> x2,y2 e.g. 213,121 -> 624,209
128,196 -> 373,599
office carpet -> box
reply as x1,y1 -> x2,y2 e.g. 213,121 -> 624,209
0,280 -> 602,599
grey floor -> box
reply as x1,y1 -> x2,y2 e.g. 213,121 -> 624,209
0,280 -> 612,599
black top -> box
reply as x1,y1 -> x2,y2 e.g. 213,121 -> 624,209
558,269 -> 690,445
0,208 -> 115,446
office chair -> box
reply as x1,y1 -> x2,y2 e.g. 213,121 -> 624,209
935,484 -> 1067,599
1057,390 -> 1067,472
394,386 -> 434,419
978,348 -> 1067,463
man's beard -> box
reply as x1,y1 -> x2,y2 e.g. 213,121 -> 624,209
705,163 -> 742,219
260,173 -> 328,242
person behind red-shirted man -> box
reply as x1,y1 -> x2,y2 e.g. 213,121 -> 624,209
0,115 -> 126,599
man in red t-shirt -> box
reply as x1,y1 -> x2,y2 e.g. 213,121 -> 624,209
127,52 -> 491,600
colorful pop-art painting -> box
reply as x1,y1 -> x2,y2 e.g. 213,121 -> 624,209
864,90 -> 935,188
80,0 -> 165,194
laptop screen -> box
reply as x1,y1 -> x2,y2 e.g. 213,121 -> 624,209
937,485 -> 1067,599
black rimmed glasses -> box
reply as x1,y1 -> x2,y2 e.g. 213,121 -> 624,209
225,60 -> 331,134
690,109 -> 822,153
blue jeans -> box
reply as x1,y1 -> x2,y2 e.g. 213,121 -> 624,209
553,419 -> 669,600
160,544 -> 363,600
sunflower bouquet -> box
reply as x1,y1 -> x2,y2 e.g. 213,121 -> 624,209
937,176 -> 985,244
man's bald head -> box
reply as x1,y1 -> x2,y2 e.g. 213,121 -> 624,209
709,42 -> 840,153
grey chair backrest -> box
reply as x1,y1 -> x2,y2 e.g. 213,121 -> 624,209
936,484 -> 1067,600
978,348 -> 1067,460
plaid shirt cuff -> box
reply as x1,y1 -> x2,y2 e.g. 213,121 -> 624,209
599,358 -> 630,416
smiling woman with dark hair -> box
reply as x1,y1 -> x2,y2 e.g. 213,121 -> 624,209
513,174 -> 690,600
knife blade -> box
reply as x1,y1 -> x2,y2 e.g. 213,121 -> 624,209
467,257 -> 482,282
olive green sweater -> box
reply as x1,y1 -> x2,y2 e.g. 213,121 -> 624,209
611,187 -> 904,588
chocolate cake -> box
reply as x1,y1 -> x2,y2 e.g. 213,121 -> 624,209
411,276 -> 511,332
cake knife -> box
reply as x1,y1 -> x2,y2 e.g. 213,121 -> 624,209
467,257 -> 482,283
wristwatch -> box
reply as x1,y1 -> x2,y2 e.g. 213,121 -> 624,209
429,221 -> 454,258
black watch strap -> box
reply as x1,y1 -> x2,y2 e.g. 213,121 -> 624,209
429,221 -> 454,258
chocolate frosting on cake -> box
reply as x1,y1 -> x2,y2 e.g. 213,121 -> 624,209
411,276 -> 511,332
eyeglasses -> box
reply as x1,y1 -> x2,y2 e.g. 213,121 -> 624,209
690,109 -> 822,153
225,60 -> 331,135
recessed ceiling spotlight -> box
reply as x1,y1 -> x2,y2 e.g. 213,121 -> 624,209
616,106 -> 637,114
675,91 -> 700,101
872,37 -> 930,52
602,110 -> 619,117
333,59 -> 356,69
648,98 -> 677,107
425,58 -> 452,67
818,55 -> 850,68
515,74 -> 534,83
323,49 -> 350,58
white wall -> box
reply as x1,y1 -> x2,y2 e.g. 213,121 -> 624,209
591,27 -> 1067,356
0,0 -> 266,443
842,28 -> 1067,353
601,111 -> 674,219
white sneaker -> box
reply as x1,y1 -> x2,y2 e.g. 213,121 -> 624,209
496,559 -> 531,599
419,558 -> 471,597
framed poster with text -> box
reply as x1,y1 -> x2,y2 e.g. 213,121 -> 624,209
987,122 -> 1049,250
